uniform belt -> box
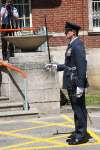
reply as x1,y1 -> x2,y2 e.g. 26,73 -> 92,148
66,66 -> 76,71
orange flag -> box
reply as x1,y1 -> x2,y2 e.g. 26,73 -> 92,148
0,59 -> 27,78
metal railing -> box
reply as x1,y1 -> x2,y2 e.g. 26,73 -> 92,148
14,17 -> 32,36
4,66 -> 29,111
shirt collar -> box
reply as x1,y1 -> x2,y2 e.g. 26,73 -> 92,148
70,36 -> 78,44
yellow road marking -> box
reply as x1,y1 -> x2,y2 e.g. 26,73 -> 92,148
9,124 -> 73,133
2,133 -> 99,150
0,131 -> 61,143
88,130 -> 100,143
0,114 -> 100,150
0,131 -> 69,149
10,124 -> 58,133
0,141 -> 34,150
30,120 -> 69,126
3,142 -> 100,150
0,136 -> 69,150
61,114 -> 74,123
9,121 -> 72,133
0,131 -> 37,141
0,138 -> 68,150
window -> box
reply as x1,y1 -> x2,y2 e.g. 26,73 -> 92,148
92,0 -> 100,31
14,0 -> 32,28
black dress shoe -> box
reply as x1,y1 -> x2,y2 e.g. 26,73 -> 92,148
66,132 -> 76,142
68,132 -> 76,138
68,137 -> 89,145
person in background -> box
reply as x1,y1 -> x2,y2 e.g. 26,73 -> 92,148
0,0 -> 19,60
45,22 -> 90,145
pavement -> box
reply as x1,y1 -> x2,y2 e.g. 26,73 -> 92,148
0,107 -> 100,150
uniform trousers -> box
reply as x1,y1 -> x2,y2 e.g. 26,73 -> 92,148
67,88 -> 87,138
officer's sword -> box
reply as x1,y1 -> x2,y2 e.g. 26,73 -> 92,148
44,16 -> 51,63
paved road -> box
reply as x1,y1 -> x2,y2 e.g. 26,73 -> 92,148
0,111 -> 100,150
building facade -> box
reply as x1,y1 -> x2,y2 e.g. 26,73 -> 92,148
13,0 -> 100,49
0,0 -> 100,90
0,0 -> 100,48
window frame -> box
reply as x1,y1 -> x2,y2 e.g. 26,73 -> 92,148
89,0 -> 100,32
14,0 -> 32,28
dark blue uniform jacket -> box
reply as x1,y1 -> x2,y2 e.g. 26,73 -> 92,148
57,37 -> 87,89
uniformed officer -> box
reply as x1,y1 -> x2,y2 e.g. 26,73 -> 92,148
45,22 -> 89,145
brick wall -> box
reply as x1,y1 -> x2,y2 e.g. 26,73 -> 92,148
31,0 -> 100,49
32,0 -> 88,31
